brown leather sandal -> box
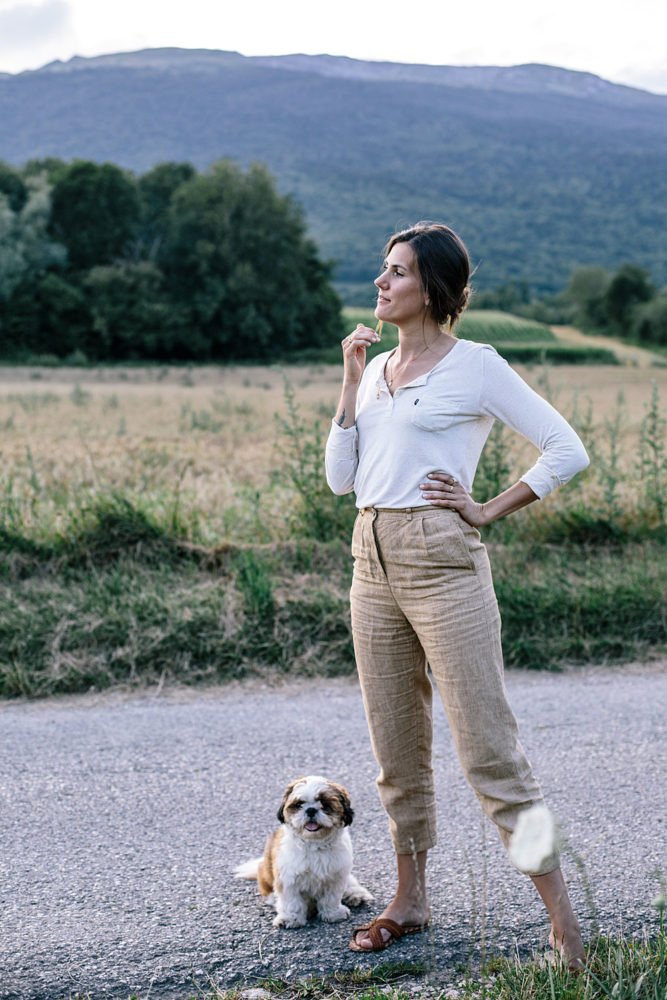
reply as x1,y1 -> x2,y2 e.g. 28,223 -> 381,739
349,916 -> 429,952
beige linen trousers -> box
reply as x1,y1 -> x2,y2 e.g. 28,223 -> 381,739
350,505 -> 558,877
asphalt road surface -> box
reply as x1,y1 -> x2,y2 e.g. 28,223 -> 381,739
1,664 -> 665,1000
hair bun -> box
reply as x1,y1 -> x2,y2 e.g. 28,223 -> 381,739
452,285 -> 471,321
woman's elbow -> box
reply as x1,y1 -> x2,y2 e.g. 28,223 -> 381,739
325,454 -> 358,495
562,444 -> 589,485
327,476 -> 355,496
575,442 -> 591,474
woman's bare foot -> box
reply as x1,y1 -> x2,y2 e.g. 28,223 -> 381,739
531,868 -> 586,971
548,922 -> 587,971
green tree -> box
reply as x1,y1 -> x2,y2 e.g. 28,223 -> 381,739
48,161 -> 140,271
3,273 -> 92,357
0,174 -> 66,303
22,157 -> 68,184
603,264 -> 655,336
564,266 -> 611,329
85,261 -> 182,359
473,281 -> 530,312
160,159 -> 342,360
137,162 -> 195,249
634,290 -> 667,345
0,161 -> 27,212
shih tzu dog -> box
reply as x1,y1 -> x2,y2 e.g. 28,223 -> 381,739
234,775 -> 373,928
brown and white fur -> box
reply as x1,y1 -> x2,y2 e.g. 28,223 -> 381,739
234,775 -> 373,928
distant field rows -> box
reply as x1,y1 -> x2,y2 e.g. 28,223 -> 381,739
344,308 -> 555,344
340,308 -> 627,366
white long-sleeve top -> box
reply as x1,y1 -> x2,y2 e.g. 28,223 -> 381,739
325,339 -> 589,508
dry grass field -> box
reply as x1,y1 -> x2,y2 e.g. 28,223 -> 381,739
1,360 -> 664,545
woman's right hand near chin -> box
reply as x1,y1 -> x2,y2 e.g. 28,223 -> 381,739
341,324 -> 381,384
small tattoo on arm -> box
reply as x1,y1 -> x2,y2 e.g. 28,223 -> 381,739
336,408 -> 346,427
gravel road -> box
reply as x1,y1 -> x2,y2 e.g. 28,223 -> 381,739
1,664 -> 665,1000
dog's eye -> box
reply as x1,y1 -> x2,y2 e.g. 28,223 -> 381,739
318,799 -> 333,813
288,799 -> 303,810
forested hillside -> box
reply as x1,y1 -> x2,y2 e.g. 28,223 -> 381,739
1,49 -> 666,300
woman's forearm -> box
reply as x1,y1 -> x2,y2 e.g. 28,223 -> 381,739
479,481 -> 539,525
334,324 -> 380,428
420,473 -> 539,526
334,380 -> 361,429
326,382 -> 361,494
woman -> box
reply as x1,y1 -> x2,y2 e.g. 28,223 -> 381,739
325,222 -> 589,967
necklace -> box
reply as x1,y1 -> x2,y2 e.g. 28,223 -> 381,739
386,342 -> 434,388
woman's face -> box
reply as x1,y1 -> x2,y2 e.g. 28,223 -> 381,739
374,242 -> 426,326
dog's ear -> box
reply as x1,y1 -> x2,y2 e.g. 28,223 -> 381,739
334,784 -> 354,827
277,778 -> 301,824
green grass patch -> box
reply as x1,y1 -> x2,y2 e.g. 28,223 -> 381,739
465,924 -> 666,1000
493,542 -> 666,668
0,526 -> 664,698
0,531 -> 358,698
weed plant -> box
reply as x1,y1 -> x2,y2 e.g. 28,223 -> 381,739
638,381 -> 666,537
274,377 -> 356,541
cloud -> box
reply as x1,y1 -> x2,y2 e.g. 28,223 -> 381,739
615,64 -> 667,96
0,1 -> 71,53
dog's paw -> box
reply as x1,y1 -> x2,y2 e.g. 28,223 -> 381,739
273,914 -> 307,929
342,878 -> 374,907
318,903 -> 350,923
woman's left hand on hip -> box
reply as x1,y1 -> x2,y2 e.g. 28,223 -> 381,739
419,471 -> 487,526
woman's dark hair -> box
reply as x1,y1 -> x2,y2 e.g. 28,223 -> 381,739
384,221 -> 471,330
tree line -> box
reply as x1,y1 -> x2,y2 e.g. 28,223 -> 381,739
1,155 -> 665,361
474,264 -> 667,346
0,158 -> 343,362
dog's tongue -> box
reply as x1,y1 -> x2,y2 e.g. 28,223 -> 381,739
305,821 -> 320,832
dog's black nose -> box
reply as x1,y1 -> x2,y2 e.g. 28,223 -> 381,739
305,807 -> 318,818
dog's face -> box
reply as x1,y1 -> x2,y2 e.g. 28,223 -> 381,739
277,775 -> 354,841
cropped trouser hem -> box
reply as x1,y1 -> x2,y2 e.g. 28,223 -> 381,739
350,506 -> 559,878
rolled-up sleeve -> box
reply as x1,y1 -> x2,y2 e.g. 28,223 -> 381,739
325,420 -> 359,495
480,347 -> 590,500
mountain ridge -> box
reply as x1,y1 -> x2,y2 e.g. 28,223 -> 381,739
20,47 -> 667,108
1,47 -> 666,297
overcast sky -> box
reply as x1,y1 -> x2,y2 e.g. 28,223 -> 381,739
1,0 -> 666,94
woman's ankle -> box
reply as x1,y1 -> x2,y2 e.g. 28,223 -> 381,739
549,921 -> 586,969
382,892 -> 429,923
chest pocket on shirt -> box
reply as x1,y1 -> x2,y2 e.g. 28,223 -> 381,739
410,390 -> 464,431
